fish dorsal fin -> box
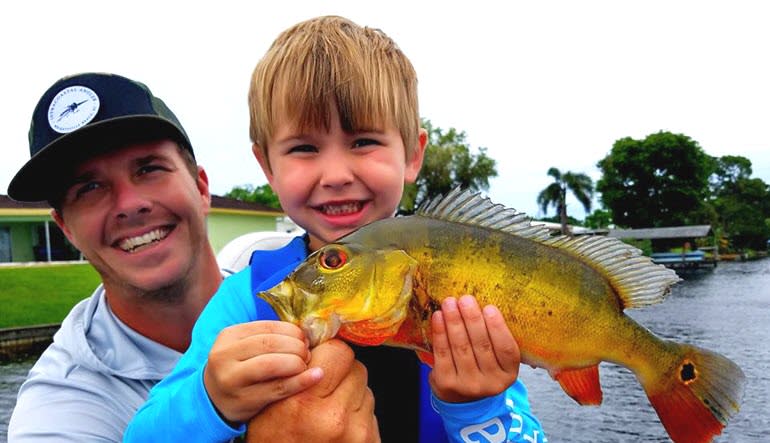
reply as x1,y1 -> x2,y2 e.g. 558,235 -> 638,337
416,188 -> 681,309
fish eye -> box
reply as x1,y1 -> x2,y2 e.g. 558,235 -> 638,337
319,247 -> 347,270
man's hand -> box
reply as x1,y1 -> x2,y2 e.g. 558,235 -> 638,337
246,339 -> 380,443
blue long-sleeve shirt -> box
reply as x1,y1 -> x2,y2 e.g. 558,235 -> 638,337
125,236 -> 546,442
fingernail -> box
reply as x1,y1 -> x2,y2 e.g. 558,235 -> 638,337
458,295 -> 475,308
309,367 -> 324,381
483,305 -> 499,318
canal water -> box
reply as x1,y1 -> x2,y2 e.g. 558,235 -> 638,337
1,259 -> 768,442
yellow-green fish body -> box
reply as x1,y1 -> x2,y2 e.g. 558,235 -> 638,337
260,189 -> 745,443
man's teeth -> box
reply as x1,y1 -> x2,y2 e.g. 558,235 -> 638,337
118,228 -> 170,252
322,202 -> 362,215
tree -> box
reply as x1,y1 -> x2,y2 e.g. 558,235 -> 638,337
400,119 -> 497,213
710,155 -> 753,195
712,177 -> 770,250
708,156 -> 770,250
536,168 -> 593,235
596,131 -> 712,228
225,184 -> 282,209
585,209 -> 613,229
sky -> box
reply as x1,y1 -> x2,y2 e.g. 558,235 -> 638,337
2,0 -> 768,220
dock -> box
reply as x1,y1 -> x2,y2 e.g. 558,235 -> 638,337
608,224 -> 719,270
650,250 -> 718,269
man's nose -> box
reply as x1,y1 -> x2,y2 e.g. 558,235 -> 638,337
111,181 -> 152,220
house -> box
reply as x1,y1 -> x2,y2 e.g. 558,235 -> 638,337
0,194 -> 288,263
607,225 -> 717,268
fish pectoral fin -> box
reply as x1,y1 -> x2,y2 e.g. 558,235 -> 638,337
416,351 -> 434,367
554,365 -> 603,406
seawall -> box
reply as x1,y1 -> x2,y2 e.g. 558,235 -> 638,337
0,324 -> 58,362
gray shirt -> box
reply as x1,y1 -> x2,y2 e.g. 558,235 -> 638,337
8,234 -> 290,442
8,286 -> 181,442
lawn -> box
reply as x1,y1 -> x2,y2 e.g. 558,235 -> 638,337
0,263 -> 101,328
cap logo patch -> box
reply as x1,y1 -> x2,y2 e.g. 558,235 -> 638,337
47,86 -> 100,134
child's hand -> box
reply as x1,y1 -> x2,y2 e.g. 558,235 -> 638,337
203,320 -> 324,424
429,295 -> 521,403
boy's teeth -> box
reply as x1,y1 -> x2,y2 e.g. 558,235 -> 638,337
322,202 -> 362,215
118,228 -> 170,252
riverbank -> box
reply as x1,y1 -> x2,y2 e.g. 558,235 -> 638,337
0,325 -> 59,363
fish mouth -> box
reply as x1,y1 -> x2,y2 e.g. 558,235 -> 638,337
301,315 -> 342,347
259,282 -> 343,346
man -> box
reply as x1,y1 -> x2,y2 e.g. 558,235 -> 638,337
7,72 -> 376,442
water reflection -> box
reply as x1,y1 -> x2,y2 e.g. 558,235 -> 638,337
0,359 -> 34,442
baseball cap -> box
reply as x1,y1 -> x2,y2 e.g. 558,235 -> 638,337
8,72 -> 194,202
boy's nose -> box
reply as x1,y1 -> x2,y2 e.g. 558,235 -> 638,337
319,157 -> 354,189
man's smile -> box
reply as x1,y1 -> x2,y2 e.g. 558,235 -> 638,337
114,226 -> 174,253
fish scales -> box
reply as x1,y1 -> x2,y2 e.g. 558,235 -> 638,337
259,188 -> 746,443
349,214 -> 653,372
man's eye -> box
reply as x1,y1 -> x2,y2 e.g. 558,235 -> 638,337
74,182 -> 101,198
288,144 -> 318,154
353,138 -> 379,148
137,165 -> 164,175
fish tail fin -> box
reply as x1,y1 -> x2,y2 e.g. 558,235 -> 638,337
643,343 -> 745,443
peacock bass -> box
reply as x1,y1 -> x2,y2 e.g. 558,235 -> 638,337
258,188 -> 745,443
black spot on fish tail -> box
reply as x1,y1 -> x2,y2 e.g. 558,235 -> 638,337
680,360 -> 697,384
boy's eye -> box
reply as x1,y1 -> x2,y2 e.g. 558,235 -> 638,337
352,138 -> 379,148
288,144 -> 318,154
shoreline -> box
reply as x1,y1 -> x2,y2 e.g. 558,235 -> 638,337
0,324 -> 58,363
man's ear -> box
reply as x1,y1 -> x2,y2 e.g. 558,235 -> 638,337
195,166 -> 212,213
252,144 -> 274,184
52,209 -> 78,250
405,128 -> 428,184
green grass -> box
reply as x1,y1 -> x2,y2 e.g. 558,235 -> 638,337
0,264 -> 101,328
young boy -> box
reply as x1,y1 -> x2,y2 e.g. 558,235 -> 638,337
126,16 -> 545,443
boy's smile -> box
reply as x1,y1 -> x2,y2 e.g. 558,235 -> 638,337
256,107 -> 426,252
313,199 -> 371,226
315,200 -> 366,216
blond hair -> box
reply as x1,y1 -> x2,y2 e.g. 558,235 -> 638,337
249,15 -> 419,165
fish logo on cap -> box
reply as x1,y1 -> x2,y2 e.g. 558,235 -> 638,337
47,85 -> 100,134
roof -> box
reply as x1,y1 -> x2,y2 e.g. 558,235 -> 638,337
608,225 -> 712,240
209,195 -> 282,214
0,195 -> 48,209
534,220 -> 591,235
0,194 -> 282,214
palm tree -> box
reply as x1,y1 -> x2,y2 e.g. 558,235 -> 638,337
537,167 -> 594,236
